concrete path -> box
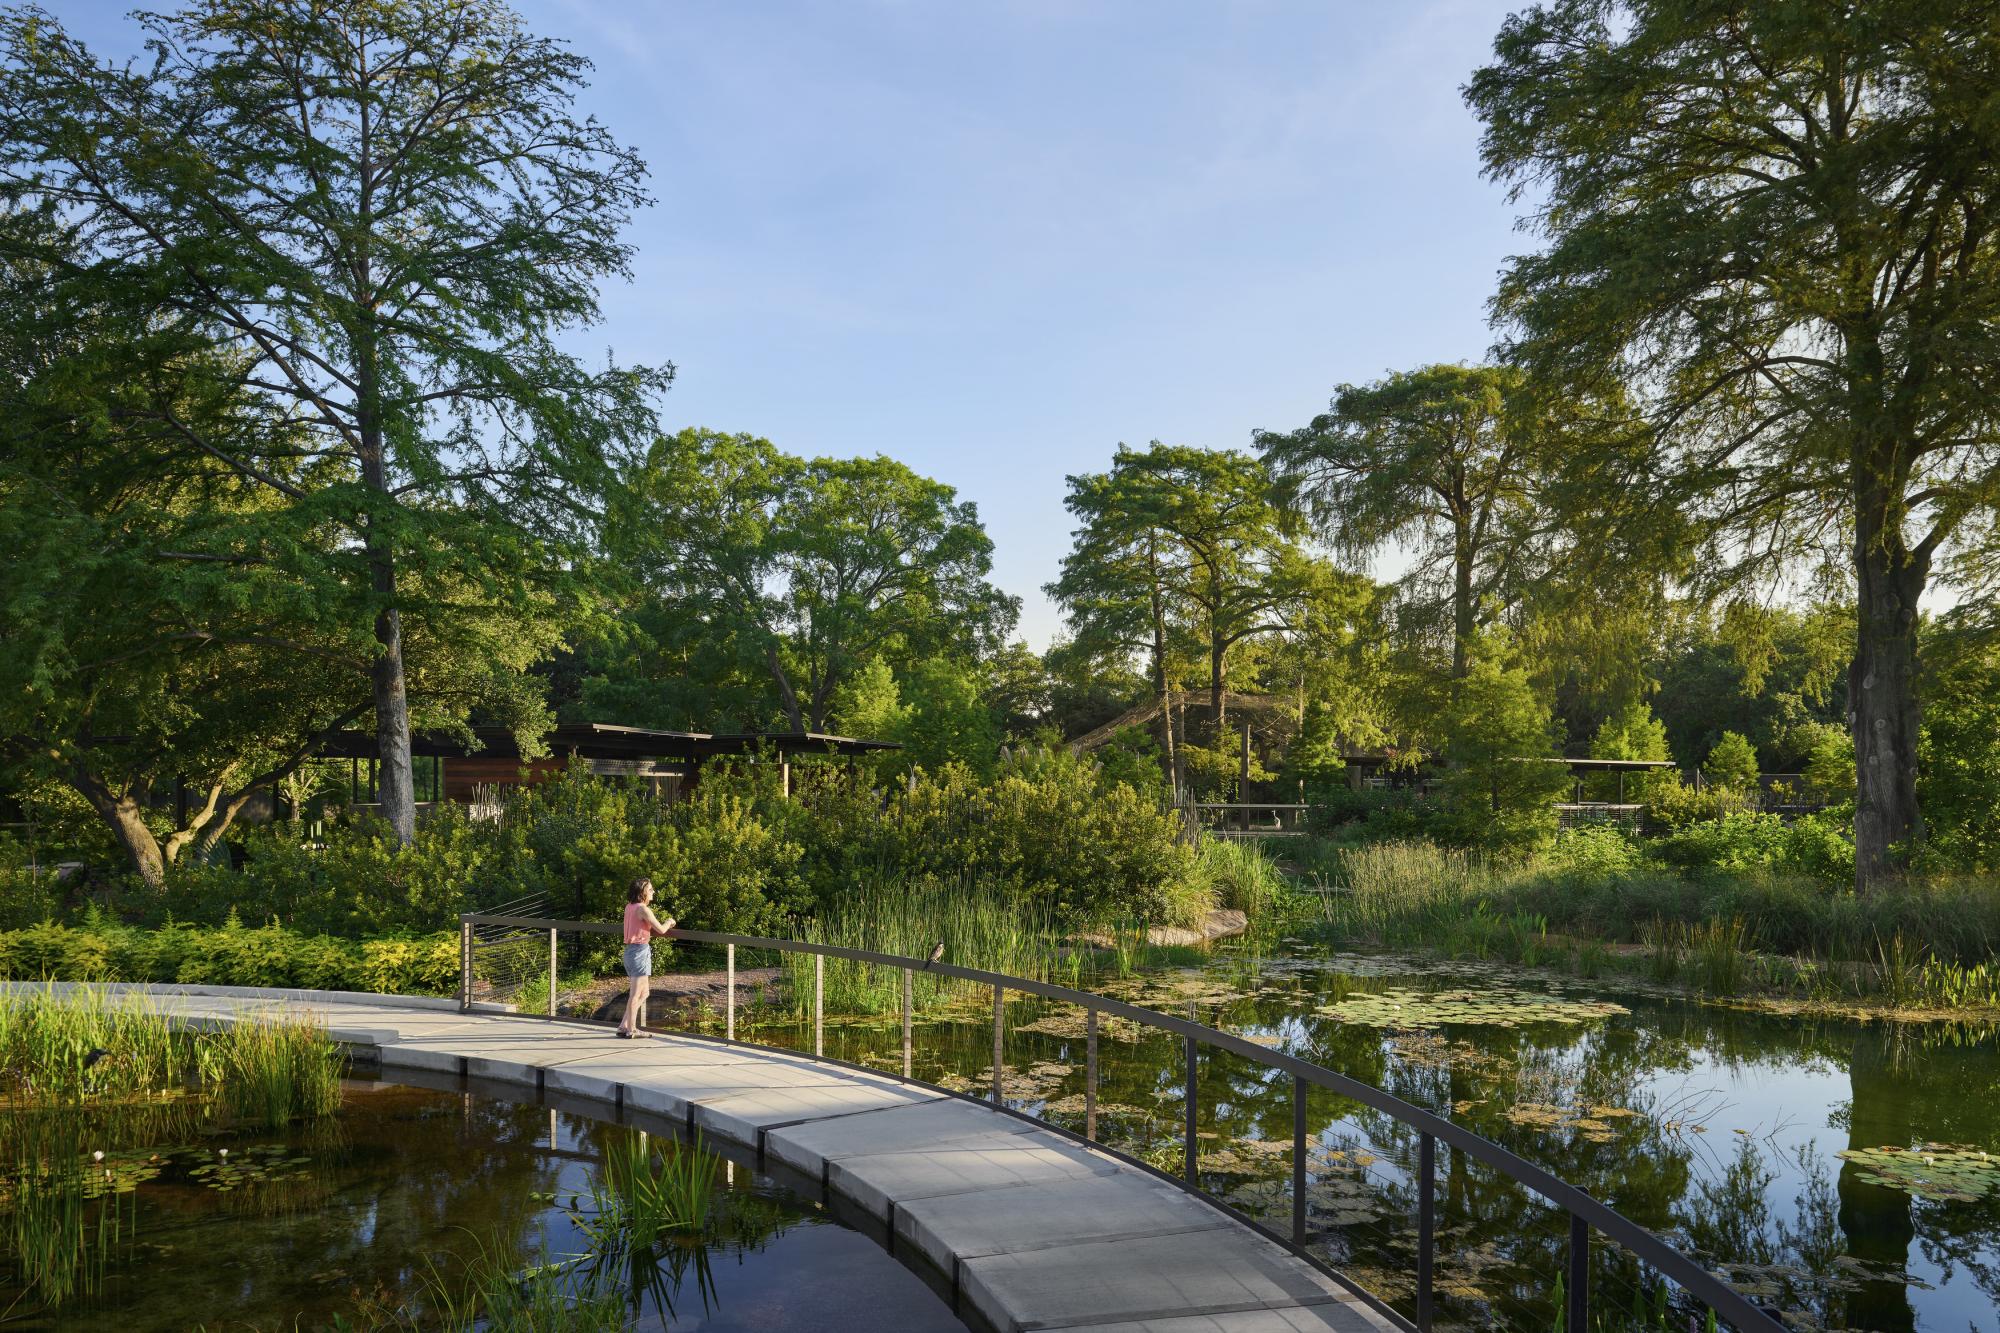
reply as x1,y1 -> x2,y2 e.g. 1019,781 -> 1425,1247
11,983 -> 1394,1333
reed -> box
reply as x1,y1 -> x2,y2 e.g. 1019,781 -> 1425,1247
598,1130 -> 718,1244
199,1014 -> 346,1129
0,985 -> 180,1101
1192,838 -> 1283,919
1687,917 -> 1749,995
783,873 -> 1075,1015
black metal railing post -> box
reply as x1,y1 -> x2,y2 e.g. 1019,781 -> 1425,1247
1291,1075 -> 1307,1246
1084,1007 -> 1099,1141
901,967 -> 913,1079
1569,1210 -> 1590,1332
991,984 -> 1005,1105
1184,1032 -> 1199,1187
450,914 -> 1787,1333
1418,1131 -> 1436,1332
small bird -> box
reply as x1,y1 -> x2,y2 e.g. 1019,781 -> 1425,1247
82,1047 -> 111,1071
923,941 -> 945,971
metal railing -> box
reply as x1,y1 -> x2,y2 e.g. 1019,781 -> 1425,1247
459,912 -> 1783,1333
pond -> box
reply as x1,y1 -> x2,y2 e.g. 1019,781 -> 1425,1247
1,1078 -> 966,1331
710,940 -> 2000,1332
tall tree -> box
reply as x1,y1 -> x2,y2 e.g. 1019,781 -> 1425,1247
1257,364 -> 1555,681
1048,455 -> 1193,779
1056,444 -> 1309,747
612,429 -> 1017,733
1467,0 -> 2000,887
0,236 -> 560,885
0,0 -> 667,843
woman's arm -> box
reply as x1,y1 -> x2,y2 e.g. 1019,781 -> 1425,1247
645,905 -> 677,937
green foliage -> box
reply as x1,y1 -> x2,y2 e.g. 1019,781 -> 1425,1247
832,748 -> 1198,926
1785,720 -> 1855,803
1436,633 -> 1571,850
1919,626 -> 2000,872
832,655 -> 1002,779
603,429 -> 1017,734
1701,731 -> 1761,793
1472,3 -> 2000,881
0,0 -> 670,843
0,918 -> 460,996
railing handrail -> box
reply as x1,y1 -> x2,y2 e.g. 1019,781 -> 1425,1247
459,912 -> 1781,1332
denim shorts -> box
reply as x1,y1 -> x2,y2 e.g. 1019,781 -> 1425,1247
622,944 -> 652,978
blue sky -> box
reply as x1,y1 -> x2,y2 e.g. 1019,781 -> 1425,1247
67,0 -> 1527,647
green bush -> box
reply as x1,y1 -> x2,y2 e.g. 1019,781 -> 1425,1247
0,916 -> 458,995
1702,730 -> 1762,792
1544,823 -> 1645,877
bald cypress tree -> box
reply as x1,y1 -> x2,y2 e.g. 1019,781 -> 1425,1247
1469,1 -> 2000,887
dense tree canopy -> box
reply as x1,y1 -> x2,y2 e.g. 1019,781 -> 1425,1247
604,429 -> 1017,735
0,0 -> 667,842
1467,0 -> 2000,885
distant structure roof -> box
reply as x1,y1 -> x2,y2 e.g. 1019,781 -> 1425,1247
316,724 -> 898,762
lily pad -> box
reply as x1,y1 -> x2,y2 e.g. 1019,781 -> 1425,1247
1837,1143 -> 2000,1202
1319,987 -> 1628,1030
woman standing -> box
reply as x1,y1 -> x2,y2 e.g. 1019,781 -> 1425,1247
618,877 -> 676,1038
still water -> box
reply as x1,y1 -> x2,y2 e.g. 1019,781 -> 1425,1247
719,942 -> 2000,1332
1,1081 -> 965,1331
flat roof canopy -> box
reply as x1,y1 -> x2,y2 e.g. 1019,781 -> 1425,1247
316,723 -> 898,762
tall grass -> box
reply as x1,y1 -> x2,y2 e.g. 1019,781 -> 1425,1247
0,985 -> 180,1101
1292,834 -> 2000,1008
197,1014 -> 346,1128
1315,840 -> 1493,943
1192,838 -> 1283,919
783,873 -> 1080,1014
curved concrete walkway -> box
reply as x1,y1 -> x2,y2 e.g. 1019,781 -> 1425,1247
14,983 -> 1394,1333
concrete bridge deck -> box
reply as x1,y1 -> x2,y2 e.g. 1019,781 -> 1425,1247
21,983 -> 1392,1333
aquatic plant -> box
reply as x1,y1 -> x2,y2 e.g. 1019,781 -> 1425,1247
1318,986 -> 1629,1030
200,1014 -> 346,1129
1192,838 -> 1284,919
782,872 -> 1076,1015
598,1130 -> 718,1244
0,985 -> 179,1101
1687,917 -> 1749,995
1837,1143 -> 2000,1202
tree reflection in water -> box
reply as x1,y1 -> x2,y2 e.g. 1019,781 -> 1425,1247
731,947 -> 2000,1331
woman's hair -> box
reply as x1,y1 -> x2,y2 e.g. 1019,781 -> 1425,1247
627,877 -> 653,904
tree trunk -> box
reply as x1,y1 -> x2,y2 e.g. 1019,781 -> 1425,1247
767,645 -> 806,733
352,85 -> 416,845
1849,496 -> 1927,891
1147,548 -> 1177,785
1209,639 -> 1227,740
106,796 -> 166,889
1451,536 -> 1475,681
69,768 -> 166,889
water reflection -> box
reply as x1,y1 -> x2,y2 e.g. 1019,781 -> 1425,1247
728,944 -> 1999,1330
0,1083 -> 965,1331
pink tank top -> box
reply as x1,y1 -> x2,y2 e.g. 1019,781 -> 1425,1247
624,902 -> 654,945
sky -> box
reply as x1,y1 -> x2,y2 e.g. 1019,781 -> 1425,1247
64,0 -> 1530,648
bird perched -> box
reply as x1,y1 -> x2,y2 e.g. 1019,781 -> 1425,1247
82,1047 -> 111,1070
923,941 -> 945,971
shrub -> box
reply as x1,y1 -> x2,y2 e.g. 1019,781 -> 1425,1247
1544,823 -> 1645,877
1702,731 -> 1762,792
0,917 -> 458,996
